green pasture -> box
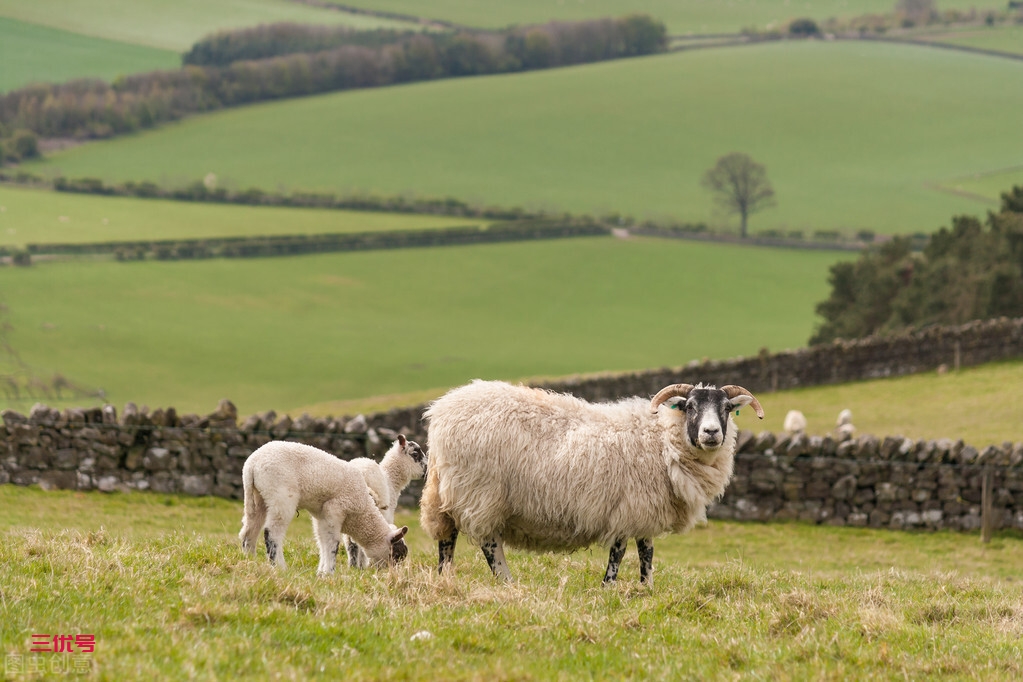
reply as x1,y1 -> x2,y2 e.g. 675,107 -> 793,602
325,0 -> 999,34
28,41 -> 1023,236
0,0 -> 412,52
934,166 -> 1023,204
0,17 -> 178,94
0,236 -> 847,416
0,184 -> 485,247
3,486 -> 1023,679
916,23 -> 1023,56
756,360 -> 1023,449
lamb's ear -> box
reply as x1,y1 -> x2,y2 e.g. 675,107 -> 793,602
398,434 -> 407,447
666,396 -> 687,411
389,526 -> 409,543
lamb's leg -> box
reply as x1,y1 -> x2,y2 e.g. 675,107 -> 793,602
602,538 -> 627,584
314,514 -> 343,576
637,537 -> 654,586
343,534 -> 363,569
480,533 -> 512,582
438,528 -> 458,574
263,496 -> 297,569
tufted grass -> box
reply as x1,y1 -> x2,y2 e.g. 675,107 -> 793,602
3,485 -> 1023,680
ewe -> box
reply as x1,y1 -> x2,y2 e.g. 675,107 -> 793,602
344,434 -> 428,568
421,380 -> 763,586
240,441 -> 408,574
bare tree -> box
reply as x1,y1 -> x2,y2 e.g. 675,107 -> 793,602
701,152 -> 776,238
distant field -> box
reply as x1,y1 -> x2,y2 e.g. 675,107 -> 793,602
915,24 -> 1023,57
0,0 -> 413,52
326,0 -> 1000,34
934,166 -> 1023,204
26,41 -> 1023,236
0,236 -> 847,415
0,17 -> 178,93
0,185 -> 485,247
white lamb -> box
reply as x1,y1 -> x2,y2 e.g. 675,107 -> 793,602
420,380 -> 763,586
344,434 -> 428,568
239,441 -> 409,574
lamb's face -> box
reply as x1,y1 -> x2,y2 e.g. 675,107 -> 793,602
371,525 -> 409,567
398,434 -> 429,479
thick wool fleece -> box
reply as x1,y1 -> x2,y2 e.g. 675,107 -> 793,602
420,380 -> 738,552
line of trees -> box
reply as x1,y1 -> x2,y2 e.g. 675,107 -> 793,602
810,186 -> 1023,344
0,15 -> 666,143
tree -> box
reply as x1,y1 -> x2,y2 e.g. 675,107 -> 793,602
701,152 -> 776,238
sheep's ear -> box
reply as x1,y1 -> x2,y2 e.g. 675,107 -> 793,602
728,395 -> 755,411
398,434 -> 407,447
665,396 -> 687,411
389,526 -> 408,543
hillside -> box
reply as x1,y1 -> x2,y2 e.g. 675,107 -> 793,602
25,41 -> 1023,236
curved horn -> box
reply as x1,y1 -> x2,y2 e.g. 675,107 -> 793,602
720,385 -> 765,419
650,384 -> 695,413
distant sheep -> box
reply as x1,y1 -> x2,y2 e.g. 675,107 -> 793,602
344,434 -> 428,568
783,409 -> 807,435
835,409 -> 855,440
240,441 -> 408,574
420,380 -> 763,586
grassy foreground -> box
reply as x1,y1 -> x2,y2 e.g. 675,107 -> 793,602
3,486 -> 1022,680
28,41 -> 1023,235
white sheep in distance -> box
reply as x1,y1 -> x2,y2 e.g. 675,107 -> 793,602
239,441 -> 409,574
783,409 -> 807,435
344,434 -> 428,568
420,380 -> 764,586
835,408 -> 855,441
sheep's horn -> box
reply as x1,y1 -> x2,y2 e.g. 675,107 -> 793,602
720,385 -> 765,419
650,384 -> 695,413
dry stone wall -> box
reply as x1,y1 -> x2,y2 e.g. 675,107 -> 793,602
2,317 -> 1022,530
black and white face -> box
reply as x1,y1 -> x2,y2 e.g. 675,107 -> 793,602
668,387 -> 753,451
398,434 -> 428,478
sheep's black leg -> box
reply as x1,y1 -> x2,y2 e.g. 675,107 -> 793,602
347,540 -> 361,568
637,538 -> 654,586
603,538 -> 627,584
264,528 -> 278,564
438,528 -> 458,574
480,533 -> 512,581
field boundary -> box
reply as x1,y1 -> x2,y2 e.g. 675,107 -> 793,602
16,219 -> 608,262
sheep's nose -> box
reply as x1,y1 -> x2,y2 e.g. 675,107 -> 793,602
702,426 -> 720,437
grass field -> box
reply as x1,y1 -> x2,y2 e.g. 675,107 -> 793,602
0,17 -> 178,93
27,41 -> 1023,235
0,0 -> 412,52
755,360 -> 1023,448
326,0 -> 1001,34
915,24 -> 1023,57
0,236 -> 847,416
3,486 -> 1022,679
0,185 -> 485,247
